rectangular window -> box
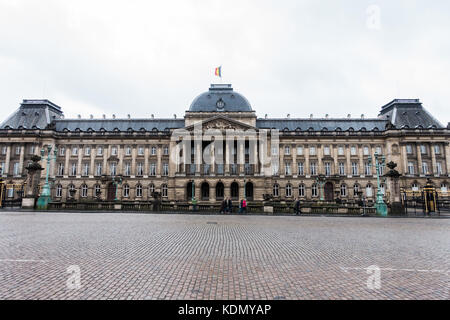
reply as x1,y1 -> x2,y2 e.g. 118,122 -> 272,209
1,146 -> 6,155
350,146 -> 357,156
408,162 -> 415,175
125,146 -> 132,156
84,147 -> 91,156
72,147 -> 78,156
298,162 -> 304,176
324,146 -> 330,156
96,163 -> 102,176
285,162 -> 291,175
436,162 -> 443,175
271,146 -> 278,156
284,146 -> 291,155
163,163 -> 169,176
406,145 -> 413,154
309,147 -> 316,156
434,145 -> 441,154
338,146 -> 344,156
82,163 -> 89,176
138,146 -> 144,156
97,147 -> 103,156
420,145 -> 427,154
310,162 -> 317,175
352,162 -> 358,176
13,162 -> 20,176
339,162 -> 345,176
272,161 -> 279,176
422,162 -> 429,175
365,162 -> 371,176
150,163 -> 157,176
110,162 -> 117,176
111,147 -> 118,156
70,163 -> 77,176
57,163 -> 64,176
124,162 -> 131,176
297,146 -> 303,156
376,146 -> 382,155
29,145 -> 36,155
363,146 -> 370,156
324,162 -> 331,176
163,146 -> 169,155
59,147 -> 65,156
151,146 -> 157,155
0,162 -> 4,176
15,146 -> 21,155
137,162 -> 144,176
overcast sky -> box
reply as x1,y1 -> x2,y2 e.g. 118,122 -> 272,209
0,0 -> 449,123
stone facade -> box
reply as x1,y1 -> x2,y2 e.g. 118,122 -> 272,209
0,85 -> 449,205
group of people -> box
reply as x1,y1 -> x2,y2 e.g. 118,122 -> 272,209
219,198 -> 248,214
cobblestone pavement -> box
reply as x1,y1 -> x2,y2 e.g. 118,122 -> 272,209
0,211 -> 448,300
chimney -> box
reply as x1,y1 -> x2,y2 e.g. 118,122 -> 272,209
77,114 -> 81,119
89,115 -> 93,119
112,114 -> 116,119
151,114 -> 154,119
287,114 -> 290,119
174,114 -> 177,119
361,114 -> 365,119
310,114 -> 313,119
265,114 -> 268,119
127,114 -> 131,119
347,114 -> 351,118
325,114 -> 329,119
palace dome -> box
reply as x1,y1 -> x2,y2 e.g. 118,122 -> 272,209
189,84 -> 252,112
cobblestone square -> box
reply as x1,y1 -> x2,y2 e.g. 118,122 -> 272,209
0,212 -> 448,300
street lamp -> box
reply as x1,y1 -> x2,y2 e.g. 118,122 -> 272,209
368,152 -> 388,216
37,145 -> 58,209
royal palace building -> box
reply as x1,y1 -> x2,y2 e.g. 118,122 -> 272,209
0,84 -> 449,206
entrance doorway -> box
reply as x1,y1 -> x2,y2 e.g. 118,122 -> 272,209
201,182 -> 210,201
245,182 -> 254,201
231,182 -> 239,200
324,182 -> 334,201
107,183 -> 116,201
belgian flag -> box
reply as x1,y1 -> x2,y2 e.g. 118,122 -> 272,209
214,66 -> 222,77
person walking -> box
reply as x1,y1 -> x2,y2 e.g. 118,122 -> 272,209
220,199 -> 226,214
295,197 -> 301,215
239,199 -> 243,214
242,198 -> 247,214
227,198 -> 233,213
192,197 -> 197,212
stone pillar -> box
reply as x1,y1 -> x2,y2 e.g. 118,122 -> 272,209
103,145 -> 108,175
416,144 -> 423,175
401,145 -> 408,175
77,145 -> 82,177
169,141 -> 177,177
317,144 -> 323,175
64,147 -> 70,176
239,141 -> 245,174
279,144 -> 284,176
430,143 -> 437,176
225,140 -> 231,175
4,144 -> 11,176
333,145 -> 338,175
144,145 -> 149,177
210,142 -> 215,174
195,142 -> 201,174
358,145 -> 364,177
19,145 -> 25,175
131,145 -> 137,177
90,145 -> 95,176
445,142 -> 450,176
305,145 -> 310,177
292,144 -> 297,177
346,145 -> 351,178
118,145 -> 124,176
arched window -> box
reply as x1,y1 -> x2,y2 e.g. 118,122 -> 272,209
56,184 -> 62,197
285,184 -> 292,197
94,184 -> 101,197
340,184 -> 347,197
161,184 -> 168,197
231,182 -> 239,200
412,183 -> 419,192
273,183 -> 279,197
312,184 -> 318,197
201,182 -> 210,200
68,184 -> 76,198
123,184 -> 130,198
366,184 -> 373,197
81,184 -> 88,198
298,184 -> 305,197
353,184 -> 360,196
136,184 -> 143,198
216,182 -> 224,200
149,183 -> 155,197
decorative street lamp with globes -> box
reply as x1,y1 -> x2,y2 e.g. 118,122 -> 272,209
37,145 -> 57,210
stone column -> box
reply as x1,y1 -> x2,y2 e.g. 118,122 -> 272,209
64,147 -> 70,176
333,145 -> 338,175
401,145 -> 408,175
77,145 -> 82,177
225,140 -> 231,175
144,145 -> 149,177
279,144 -> 284,176
157,145 -> 162,177
210,142 -> 215,174
305,145 -> 310,177
19,145 -> 25,175
103,145 -> 108,175
90,145 -> 95,177
346,145 -> 351,178
358,145 -> 364,177
118,145 -> 124,176
239,141 -> 245,174
292,144 -> 297,177
444,142 -> 450,176
4,144 -> 11,176
169,141 -> 177,177
416,144 -> 423,175
131,145 -> 137,177
317,144 -> 323,175
195,142 -> 201,174
430,143 -> 437,176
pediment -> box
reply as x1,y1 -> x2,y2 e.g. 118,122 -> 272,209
184,116 -> 256,131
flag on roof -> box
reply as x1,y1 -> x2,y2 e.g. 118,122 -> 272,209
214,66 -> 222,77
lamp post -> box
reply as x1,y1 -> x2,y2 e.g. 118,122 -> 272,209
37,145 -> 57,209
111,175 -> 123,201
191,179 -> 195,201
368,152 -> 388,216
